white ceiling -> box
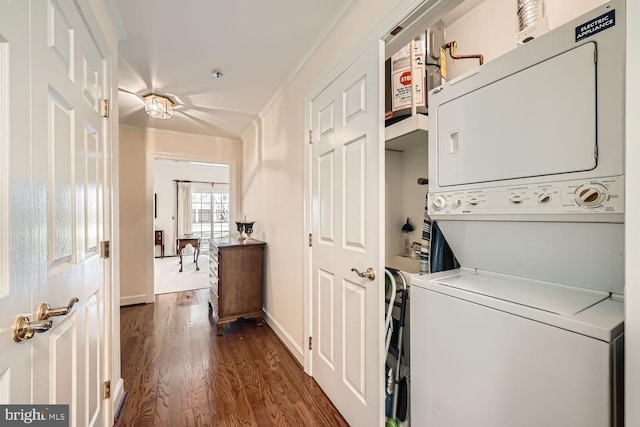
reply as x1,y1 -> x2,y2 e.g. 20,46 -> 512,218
115,0 -> 351,139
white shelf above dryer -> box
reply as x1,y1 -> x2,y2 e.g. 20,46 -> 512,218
385,114 -> 429,151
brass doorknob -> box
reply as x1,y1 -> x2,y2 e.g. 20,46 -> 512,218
12,316 -> 53,343
37,297 -> 79,320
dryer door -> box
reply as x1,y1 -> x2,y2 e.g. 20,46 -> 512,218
435,42 -> 597,187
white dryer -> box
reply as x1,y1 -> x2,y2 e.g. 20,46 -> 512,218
411,1 -> 626,426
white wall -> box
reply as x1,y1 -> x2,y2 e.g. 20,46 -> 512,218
402,145 -> 428,249
385,145 -> 428,269
386,151 -> 404,260
153,159 -> 229,256
119,126 -> 242,305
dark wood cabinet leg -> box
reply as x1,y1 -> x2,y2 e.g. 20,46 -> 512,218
255,315 -> 264,327
195,247 -> 200,271
216,323 -> 224,336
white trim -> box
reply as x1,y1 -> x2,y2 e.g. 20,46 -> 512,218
120,294 -> 149,306
240,120 -> 258,144
104,0 -> 128,41
0,38 -> 8,298
264,309 -> 304,365
112,377 -> 126,420
303,93 -> 312,375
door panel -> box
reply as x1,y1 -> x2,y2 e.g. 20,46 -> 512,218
318,270 -> 335,368
343,136 -> 366,250
50,91 -> 74,265
49,315 -> 77,405
85,292 -> 101,427
343,279 -> 365,401
0,0 -> 33,405
32,1 -> 108,426
319,151 -> 335,242
310,40 -> 384,426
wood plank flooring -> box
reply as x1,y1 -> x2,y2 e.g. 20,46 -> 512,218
116,289 -> 348,427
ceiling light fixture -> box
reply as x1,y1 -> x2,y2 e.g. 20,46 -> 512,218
143,94 -> 174,119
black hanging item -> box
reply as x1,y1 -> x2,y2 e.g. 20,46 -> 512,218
430,221 -> 459,273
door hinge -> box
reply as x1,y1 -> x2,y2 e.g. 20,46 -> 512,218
308,233 -> 312,247
101,99 -> 110,118
100,241 -> 110,259
103,380 -> 111,400
309,336 -> 312,350
308,130 -> 313,144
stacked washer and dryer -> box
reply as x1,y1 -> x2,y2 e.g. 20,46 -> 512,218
410,1 -> 625,426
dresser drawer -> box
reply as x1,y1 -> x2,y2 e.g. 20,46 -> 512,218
209,244 -> 219,262
209,272 -> 219,295
210,260 -> 219,277
210,287 -> 219,316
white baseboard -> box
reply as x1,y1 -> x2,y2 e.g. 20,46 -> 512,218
120,294 -> 148,306
263,309 -> 304,365
112,377 -> 126,421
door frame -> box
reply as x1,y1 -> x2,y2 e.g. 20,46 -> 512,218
302,0 -> 465,376
68,1 -> 120,425
145,150 -> 240,301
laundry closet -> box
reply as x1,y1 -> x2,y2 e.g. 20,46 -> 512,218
383,0 -> 621,426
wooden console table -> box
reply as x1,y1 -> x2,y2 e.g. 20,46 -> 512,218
176,237 -> 200,272
208,238 -> 265,335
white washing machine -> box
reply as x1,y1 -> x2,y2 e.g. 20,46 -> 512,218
411,269 -> 624,427
411,1 -> 626,426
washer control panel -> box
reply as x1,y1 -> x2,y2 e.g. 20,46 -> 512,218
428,176 -> 624,216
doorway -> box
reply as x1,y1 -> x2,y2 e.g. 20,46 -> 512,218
153,159 -> 231,295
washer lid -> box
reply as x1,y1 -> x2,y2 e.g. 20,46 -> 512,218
434,270 -> 608,316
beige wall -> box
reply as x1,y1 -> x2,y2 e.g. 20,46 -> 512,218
119,126 -> 242,305
242,0 -> 406,360
444,0 -> 609,80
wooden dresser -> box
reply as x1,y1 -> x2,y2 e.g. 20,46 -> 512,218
208,238 -> 266,335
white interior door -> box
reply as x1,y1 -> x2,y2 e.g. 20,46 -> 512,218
310,40 -> 384,426
0,1 -> 111,425
31,1 -> 109,425
0,0 -> 34,405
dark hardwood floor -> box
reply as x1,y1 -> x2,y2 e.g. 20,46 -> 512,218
116,289 -> 348,427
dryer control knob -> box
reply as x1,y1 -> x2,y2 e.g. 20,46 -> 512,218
432,196 -> 447,210
454,198 -> 463,207
538,193 -> 552,204
575,184 -> 607,207
469,197 -> 480,206
510,194 -> 524,204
